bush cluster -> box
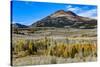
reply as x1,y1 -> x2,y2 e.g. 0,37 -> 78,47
12,38 -> 97,58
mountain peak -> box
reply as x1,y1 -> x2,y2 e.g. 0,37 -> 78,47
66,11 -> 77,16
51,10 -> 77,18
55,10 -> 66,13
31,9 -> 97,28
54,10 -> 67,15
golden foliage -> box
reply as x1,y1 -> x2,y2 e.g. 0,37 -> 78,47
13,38 -> 97,58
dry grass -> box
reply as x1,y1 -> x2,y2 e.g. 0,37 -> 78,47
12,37 -> 97,59
12,28 -> 97,66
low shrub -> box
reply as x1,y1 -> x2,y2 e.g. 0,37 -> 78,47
12,38 -> 97,58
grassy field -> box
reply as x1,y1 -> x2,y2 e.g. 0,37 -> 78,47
11,28 -> 97,66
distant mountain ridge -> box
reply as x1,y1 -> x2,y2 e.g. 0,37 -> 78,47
12,23 -> 28,28
31,10 -> 97,29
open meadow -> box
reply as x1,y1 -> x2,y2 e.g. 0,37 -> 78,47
11,28 -> 97,66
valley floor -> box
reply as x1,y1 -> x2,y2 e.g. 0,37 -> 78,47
11,28 -> 97,66
12,55 -> 97,66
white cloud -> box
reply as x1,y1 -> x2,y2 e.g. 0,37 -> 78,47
66,5 -> 72,9
67,7 -> 79,12
66,5 -> 82,13
66,5 -> 97,19
78,9 -> 97,19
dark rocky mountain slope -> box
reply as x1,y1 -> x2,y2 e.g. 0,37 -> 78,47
31,10 -> 97,29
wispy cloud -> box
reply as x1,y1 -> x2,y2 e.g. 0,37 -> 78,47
66,5 -> 97,19
66,5 -> 81,13
78,9 -> 97,19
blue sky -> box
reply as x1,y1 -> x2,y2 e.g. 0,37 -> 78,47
11,1 -> 97,25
